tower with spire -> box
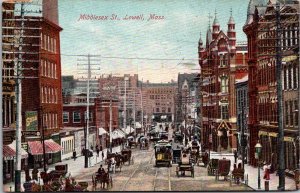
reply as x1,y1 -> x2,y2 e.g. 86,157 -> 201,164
212,9 -> 220,40
227,8 -> 236,52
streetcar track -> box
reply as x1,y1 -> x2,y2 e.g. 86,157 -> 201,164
121,150 -> 154,191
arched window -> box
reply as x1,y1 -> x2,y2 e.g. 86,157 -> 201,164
221,76 -> 229,93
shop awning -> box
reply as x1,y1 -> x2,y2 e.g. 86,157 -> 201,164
98,128 -> 107,135
8,140 -> 28,159
3,145 -> 15,160
111,129 -> 126,139
28,139 -> 62,155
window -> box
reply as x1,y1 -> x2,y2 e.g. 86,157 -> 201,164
221,76 -> 228,93
40,59 -> 43,76
43,34 -> 47,50
52,88 -> 54,103
295,100 -> 298,126
54,63 -> 57,79
54,38 -> 56,53
44,60 -> 47,76
221,104 -> 229,119
47,35 -> 50,51
288,66 -> 292,89
156,108 -> 160,112
55,113 -> 58,128
293,65 -> 298,89
168,108 -> 171,113
45,87 -> 48,103
73,112 -> 81,123
63,112 -> 69,123
290,101 -> 294,126
285,101 -> 289,125
284,67 -> 287,90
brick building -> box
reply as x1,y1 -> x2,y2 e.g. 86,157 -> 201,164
62,103 -> 97,151
142,81 -> 177,123
14,1 -> 63,167
243,0 -> 299,174
198,11 -> 248,152
235,75 -> 249,163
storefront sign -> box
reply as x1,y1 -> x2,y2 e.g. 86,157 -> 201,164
25,111 -> 38,131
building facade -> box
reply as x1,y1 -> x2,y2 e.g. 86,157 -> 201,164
142,82 -> 177,123
199,11 -> 248,152
243,0 -> 299,174
235,76 -> 249,163
177,73 -> 200,125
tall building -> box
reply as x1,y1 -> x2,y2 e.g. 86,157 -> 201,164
15,1 -> 63,166
2,2 -> 16,145
177,73 -> 200,125
198,10 -> 248,152
243,0 -> 299,174
142,81 -> 177,123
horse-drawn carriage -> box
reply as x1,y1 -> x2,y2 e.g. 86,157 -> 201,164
121,149 -> 134,165
189,141 -> 201,166
207,158 -> 231,180
176,152 -> 194,177
174,132 -> 183,144
215,158 -> 231,180
154,140 -> 172,167
139,137 -> 149,150
40,164 -> 68,184
92,171 -> 113,189
105,152 -> 123,172
127,136 -> 138,148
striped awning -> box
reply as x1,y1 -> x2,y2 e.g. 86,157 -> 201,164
28,139 -> 62,155
8,140 -> 28,159
3,145 -> 15,160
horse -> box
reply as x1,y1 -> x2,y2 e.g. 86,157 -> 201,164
108,157 -> 116,174
93,172 -> 112,189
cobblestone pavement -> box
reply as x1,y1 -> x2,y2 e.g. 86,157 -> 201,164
75,144 -> 253,191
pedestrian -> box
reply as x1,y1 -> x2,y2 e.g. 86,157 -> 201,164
96,147 -> 100,157
32,167 -> 38,181
234,150 -> 238,163
102,151 -> 104,161
73,149 -> 77,161
263,163 -> 270,181
90,145 -> 93,151
100,145 -> 103,152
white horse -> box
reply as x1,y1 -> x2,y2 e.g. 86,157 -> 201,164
110,157 -> 116,174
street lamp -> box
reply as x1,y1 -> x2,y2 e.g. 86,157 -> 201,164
255,141 -> 262,189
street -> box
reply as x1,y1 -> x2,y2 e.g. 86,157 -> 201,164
71,143 -> 252,191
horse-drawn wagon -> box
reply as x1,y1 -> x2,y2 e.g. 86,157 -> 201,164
176,152 -> 194,177
216,158 -> 231,181
207,158 -> 219,176
121,149 -> 134,165
127,136 -> 138,148
92,171 -> 113,189
139,137 -> 149,150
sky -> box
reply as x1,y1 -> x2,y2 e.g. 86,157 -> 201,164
57,0 -> 249,83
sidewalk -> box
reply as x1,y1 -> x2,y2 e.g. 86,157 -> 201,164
3,145 -> 122,192
209,151 -> 296,191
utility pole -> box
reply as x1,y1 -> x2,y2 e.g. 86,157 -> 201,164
133,88 -> 136,137
0,3 -> 3,189
14,3 -> 25,191
77,54 -> 100,168
275,2 -> 284,190
141,80 -> 144,135
124,76 -> 129,135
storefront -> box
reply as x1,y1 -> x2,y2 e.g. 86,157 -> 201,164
3,142 -> 28,183
98,127 -> 108,149
61,135 -> 75,160
27,139 -> 62,169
